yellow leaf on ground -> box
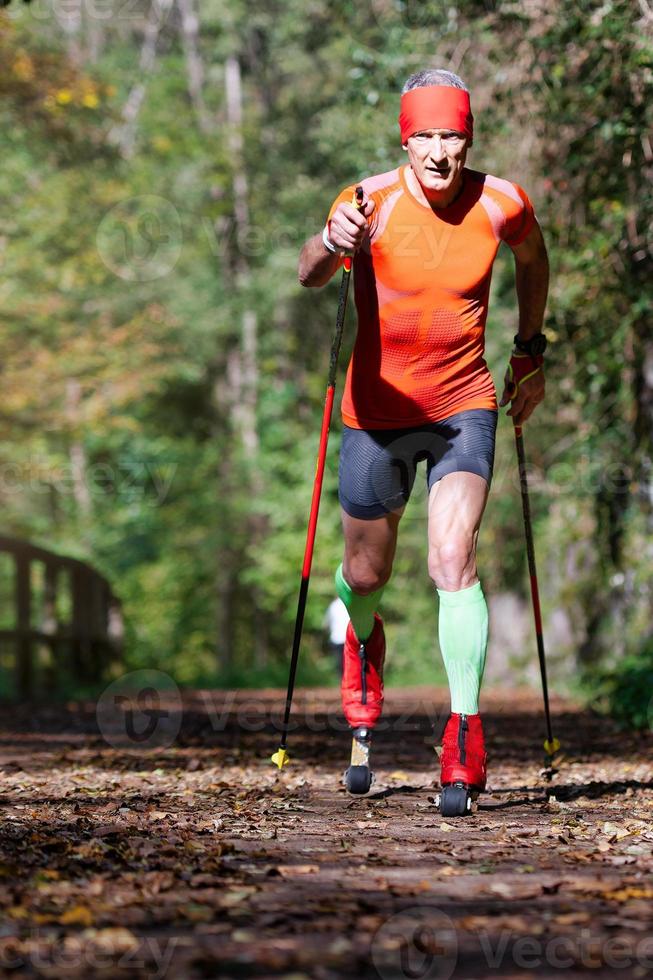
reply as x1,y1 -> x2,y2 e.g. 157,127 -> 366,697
7,906 -> 29,919
604,886 -> 653,903
59,905 -> 94,926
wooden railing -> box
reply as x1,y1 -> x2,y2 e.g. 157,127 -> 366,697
0,536 -> 123,698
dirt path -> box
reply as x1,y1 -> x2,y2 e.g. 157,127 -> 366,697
0,686 -> 652,978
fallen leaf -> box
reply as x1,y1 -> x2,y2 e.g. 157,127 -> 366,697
85,928 -> 139,954
488,881 -> 543,900
59,905 -> 93,927
6,906 -> 28,919
218,887 -> 257,907
276,864 -> 320,876
604,886 -> 653,903
602,822 -> 632,841
554,912 -> 592,925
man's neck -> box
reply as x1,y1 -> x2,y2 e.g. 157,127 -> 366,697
405,166 -> 466,210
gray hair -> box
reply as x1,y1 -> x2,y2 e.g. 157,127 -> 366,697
402,69 -> 468,94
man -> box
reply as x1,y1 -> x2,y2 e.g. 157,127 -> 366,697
298,69 -> 548,803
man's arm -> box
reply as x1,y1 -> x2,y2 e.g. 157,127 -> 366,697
512,219 -> 549,343
298,198 -> 376,288
499,220 -> 550,424
298,233 -> 342,288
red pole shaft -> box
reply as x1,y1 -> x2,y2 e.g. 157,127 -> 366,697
302,385 -> 335,578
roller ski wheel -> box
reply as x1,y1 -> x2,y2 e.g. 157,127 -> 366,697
436,712 -> 487,818
343,727 -> 374,795
345,765 -> 373,794
437,783 -> 476,817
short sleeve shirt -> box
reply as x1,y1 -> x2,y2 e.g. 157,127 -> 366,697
327,166 -> 536,428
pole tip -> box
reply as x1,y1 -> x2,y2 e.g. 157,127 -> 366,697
271,748 -> 290,769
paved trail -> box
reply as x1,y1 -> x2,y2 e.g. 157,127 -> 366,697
0,687 -> 651,978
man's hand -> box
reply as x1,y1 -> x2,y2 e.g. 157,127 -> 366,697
327,197 -> 376,253
499,353 -> 545,425
299,193 -> 375,287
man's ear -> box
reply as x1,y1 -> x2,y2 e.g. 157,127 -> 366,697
401,142 -> 408,151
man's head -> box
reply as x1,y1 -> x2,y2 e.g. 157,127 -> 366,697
399,70 -> 473,205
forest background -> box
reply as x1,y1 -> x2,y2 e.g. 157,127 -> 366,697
1,0 -> 652,722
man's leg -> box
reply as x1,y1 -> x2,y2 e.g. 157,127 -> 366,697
336,420 -> 415,731
336,509 -> 401,639
427,471 -> 490,715
337,509 -> 401,729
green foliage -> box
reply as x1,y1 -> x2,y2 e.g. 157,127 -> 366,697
591,641 -> 653,731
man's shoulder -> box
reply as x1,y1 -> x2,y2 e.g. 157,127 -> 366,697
329,168 -> 403,216
466,169 -> 530,210
359,167 -> 403,201
465,169 -> 536,246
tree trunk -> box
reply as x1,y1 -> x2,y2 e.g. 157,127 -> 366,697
109,0 -> 174,158
214,55 -> 267,671
85,17 -> 105,65
176,0 -> 213,134
65,379 -> 91,518
56,0 -> 83,66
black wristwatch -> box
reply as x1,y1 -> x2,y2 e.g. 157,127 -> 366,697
513,332 -> 547,356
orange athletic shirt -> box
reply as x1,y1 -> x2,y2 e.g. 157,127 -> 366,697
327,166 -> 536,429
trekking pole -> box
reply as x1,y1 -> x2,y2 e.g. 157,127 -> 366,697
272,186 -> 365,770
512,420 -> 561,776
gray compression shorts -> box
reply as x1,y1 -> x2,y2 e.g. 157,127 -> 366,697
338,408 -> 498,520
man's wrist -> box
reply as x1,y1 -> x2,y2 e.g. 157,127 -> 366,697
322,225 -> 341,255
513,332 -> 547,357
510,350 -> 544,368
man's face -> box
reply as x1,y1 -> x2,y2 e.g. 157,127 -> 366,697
403,129 -> 469,202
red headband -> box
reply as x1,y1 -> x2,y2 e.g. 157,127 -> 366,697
399,86 -> 473,143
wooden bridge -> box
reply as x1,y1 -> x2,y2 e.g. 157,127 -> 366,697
0,536 -> 123,698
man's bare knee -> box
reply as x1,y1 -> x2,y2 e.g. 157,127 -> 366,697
428,538 -> 476,590
342,560 -> 391,596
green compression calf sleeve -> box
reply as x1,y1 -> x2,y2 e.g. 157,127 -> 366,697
436,580 -> 488,715
335,563 -> 384,643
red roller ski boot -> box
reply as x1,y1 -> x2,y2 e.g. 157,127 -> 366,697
341,614 -> 385,795
437,712 -> 487,817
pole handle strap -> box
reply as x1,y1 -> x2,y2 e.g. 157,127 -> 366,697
506,351 -> 544,399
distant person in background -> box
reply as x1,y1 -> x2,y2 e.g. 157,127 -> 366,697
299,68 -> 548,803
323,597 -> 349,673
